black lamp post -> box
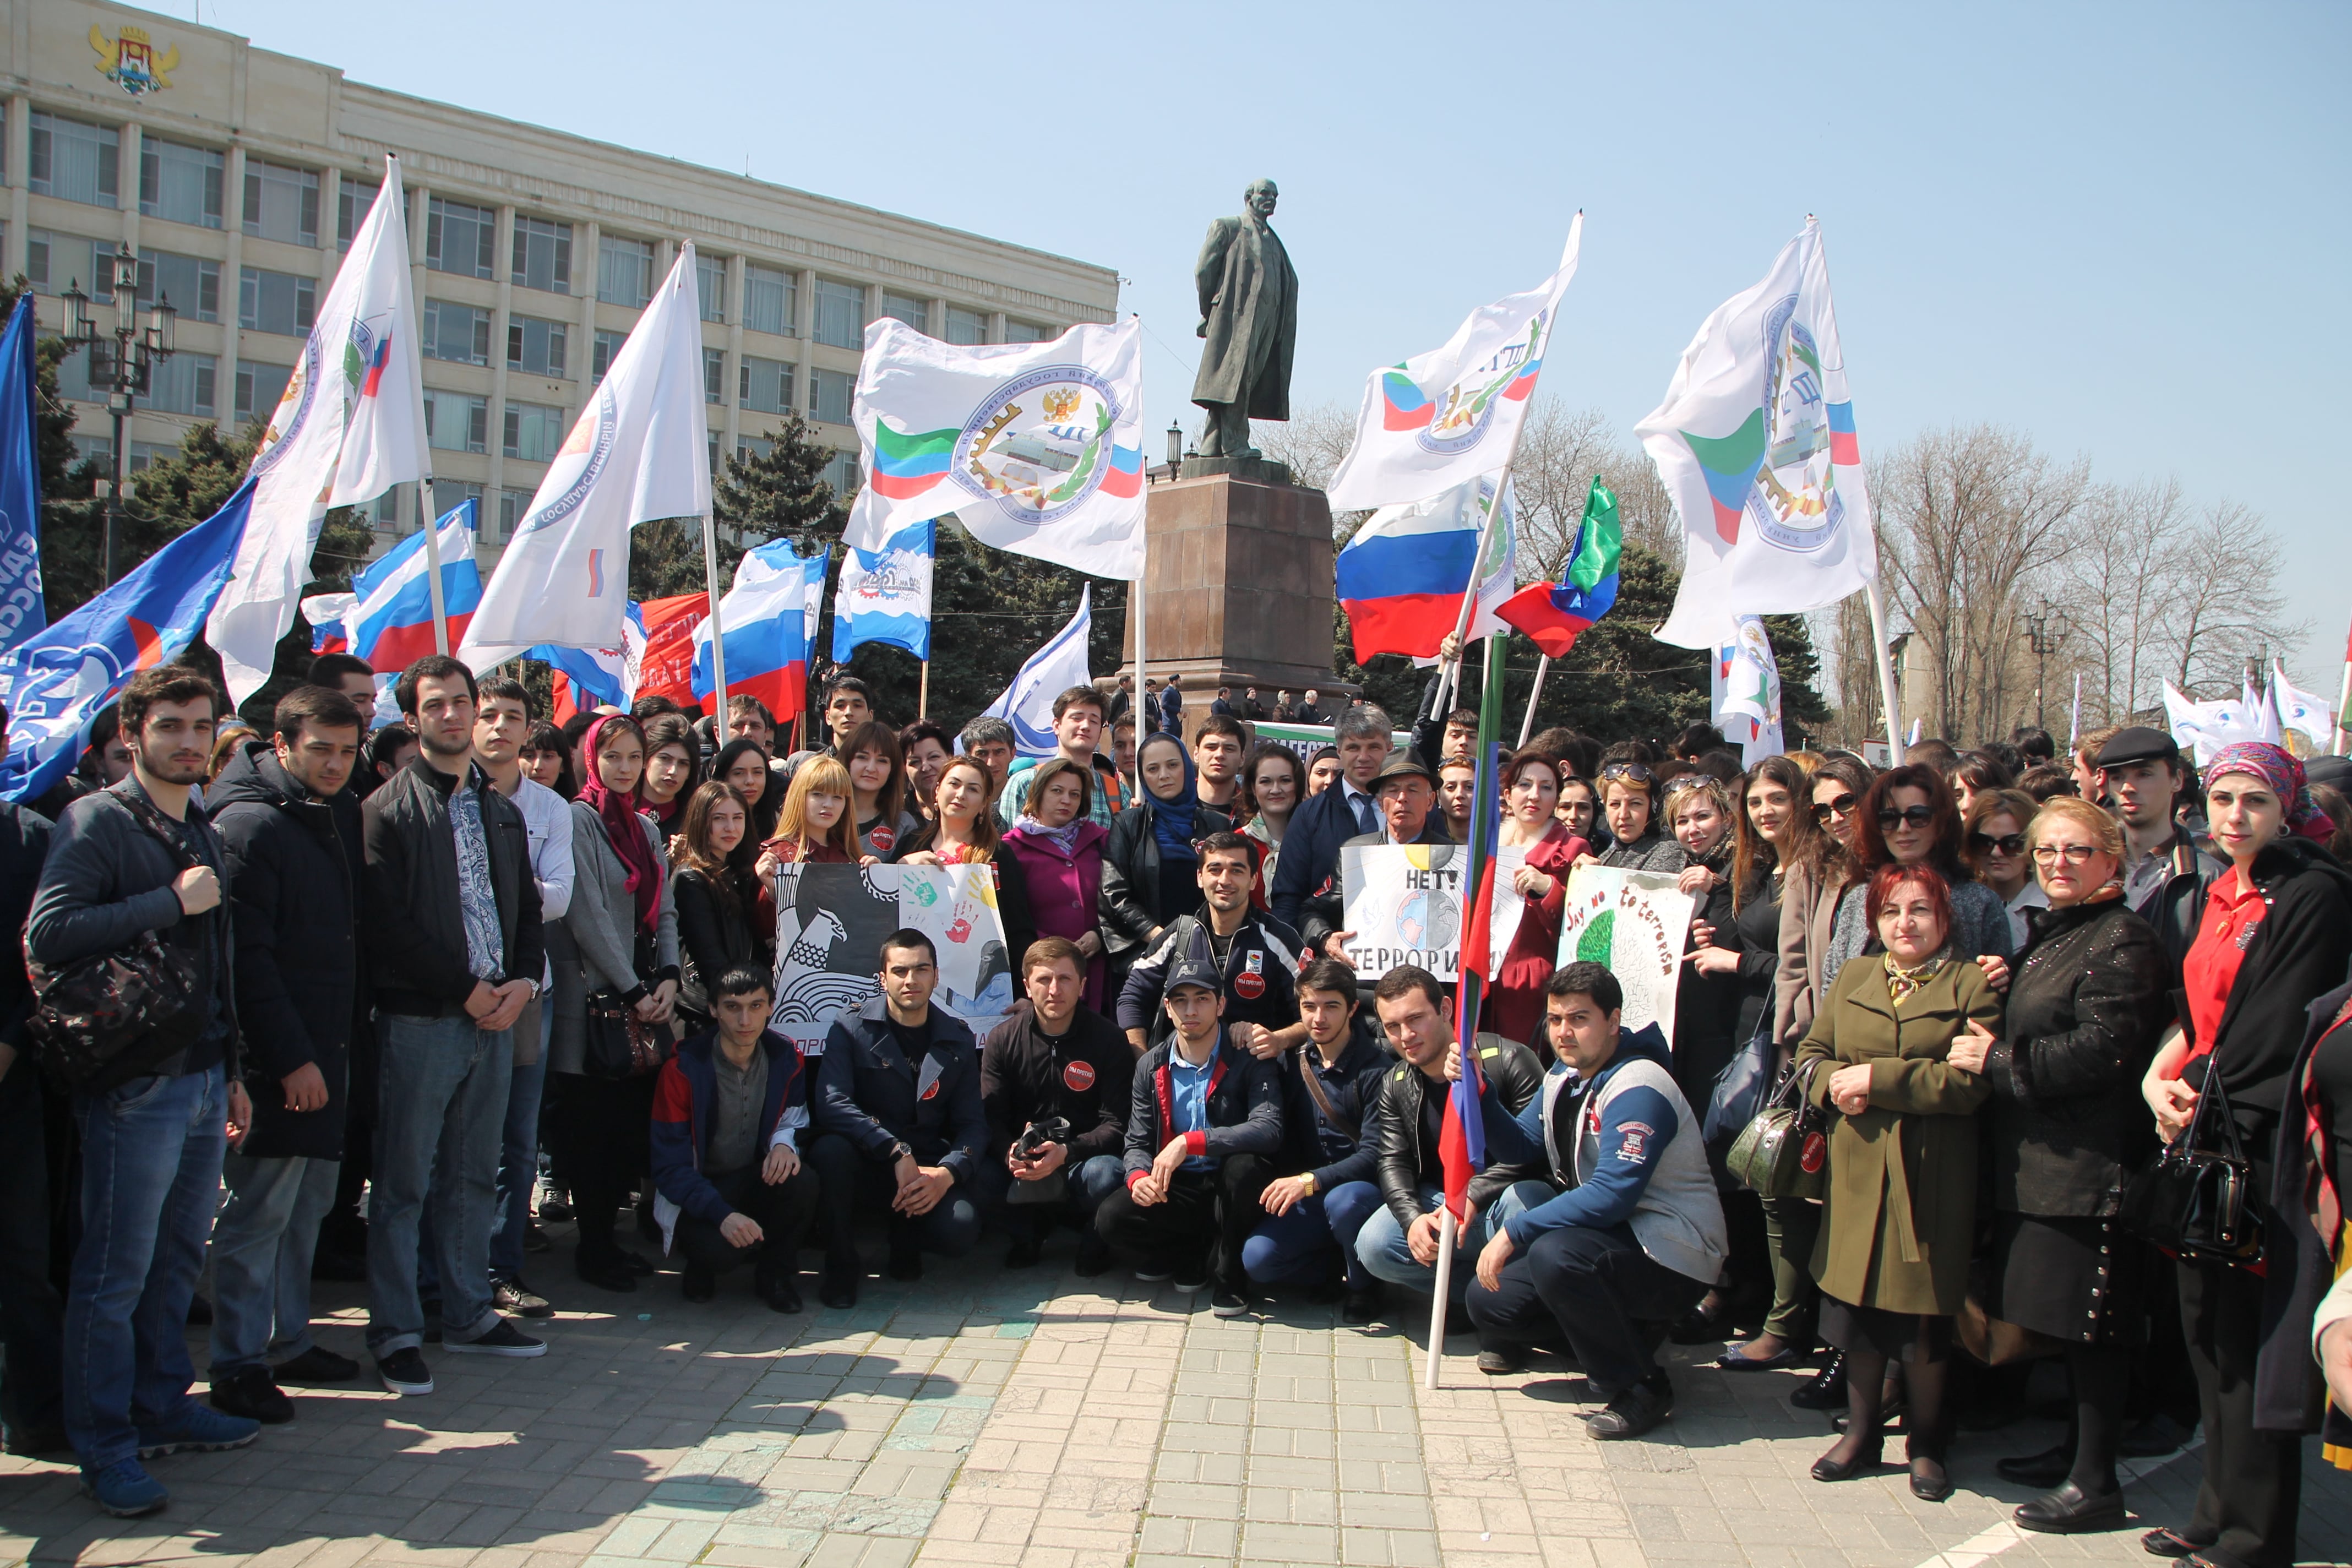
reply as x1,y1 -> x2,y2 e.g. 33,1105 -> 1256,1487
2023,606 -> 2070,729
58,251 -> 177,587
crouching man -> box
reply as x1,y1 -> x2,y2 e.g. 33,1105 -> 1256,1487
1461,962 -> 1727,1440
1092,952 -> 1283,1317
649,969 -> 817,1311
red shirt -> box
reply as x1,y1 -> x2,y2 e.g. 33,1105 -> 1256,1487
2181,869 -> 2264,1067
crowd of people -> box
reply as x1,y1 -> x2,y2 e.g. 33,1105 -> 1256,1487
2,647 -> 2349,1568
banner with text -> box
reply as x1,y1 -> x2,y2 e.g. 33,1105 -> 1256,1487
1555,864 -> 1694,1039
1342,842 -> 1464,983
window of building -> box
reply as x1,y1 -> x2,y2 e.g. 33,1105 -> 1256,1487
503,401 -> 565,463
737,435 -> 775,463
422,298 -> 491,366
337,177 -> 381,251
235,360 -> 294,425
1003,319 -> 1049,343
57,346 -> 107,404
423,390 -> 488,454
880,292 -> 928,334
30,113 -> 118,208
70,433 -> 112,471
361,490 -> 400,531
596,235 -> 653,308
507,314 -> 568,378
497,487 -> 535,543
147,352 -> 217,417
432,480 -> 483,525
703,347 -> 726,406
813,278 -> 864,349
512,215 -> 572,295
744,264 -> 796,336
240,267 -> 317,337
26,231 -> 107,298
591,329 -> 627,385
944,306 -> 987,346
707,430 -> 721,475
127,442 -> 177,473
427,197 -> 496,278
242,160 -> 320,247
810,366 -> 854,426
140,249 -> 221,322
824,450 -> 862,497
139,139 -> 223,228
696,253 -> 727,323
739,355 -> 792,415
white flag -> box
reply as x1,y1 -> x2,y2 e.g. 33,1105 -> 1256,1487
1325,217 -> 1582,513
846,319 -> 1144,580
980,586 -> 1092,758
2164,681 -> 2255,766
2273,660 -> 2336,748
208,156 -> 428,701
460,246 -> 712,665
1712,616 -> 1786,764
1648,220 -> 1879,649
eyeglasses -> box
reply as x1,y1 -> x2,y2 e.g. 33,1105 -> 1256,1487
1876,805 -> 1936,831
1599,762 -> 1653,783
1812,794 -> 1860,821
2032,843 -> 2101,865
1969,831 -> 2027,857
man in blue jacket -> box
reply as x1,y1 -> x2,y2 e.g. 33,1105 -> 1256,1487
649,969 -> 816,1311
1268,703 -> 1395,931
1461,962 -> 1728,1441
809,930 -> 985,1306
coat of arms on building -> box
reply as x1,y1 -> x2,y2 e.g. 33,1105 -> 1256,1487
90,24 -> 178,97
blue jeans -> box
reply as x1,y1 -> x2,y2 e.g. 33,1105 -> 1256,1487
973,1152 -> 1126,1237
64,1065 -> 226,1469
208,1152 -> 340,1373
490,1004 -> 551,1282
366,1015 -> 512,1357
1243,1179 -> 1384,1291
1354,1178 -> 1554,1300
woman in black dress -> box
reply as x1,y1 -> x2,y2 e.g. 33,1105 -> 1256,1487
669,780 -> 775,1036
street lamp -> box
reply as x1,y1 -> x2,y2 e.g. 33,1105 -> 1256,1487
58,251 -> 177,586
2023,606 -> 2071,729
1164,421 -> 1183,473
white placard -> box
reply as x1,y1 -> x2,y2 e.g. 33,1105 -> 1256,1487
1341,842 -> 1463,983
1555,864 -> 1695,1039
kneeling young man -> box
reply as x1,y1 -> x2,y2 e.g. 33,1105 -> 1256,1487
1092,954 -> 1283,1316
1462,962 -> 1727,1440
649,969 -> 818,1311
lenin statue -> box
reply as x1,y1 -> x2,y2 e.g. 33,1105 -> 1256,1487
1191,179 -> 1298,460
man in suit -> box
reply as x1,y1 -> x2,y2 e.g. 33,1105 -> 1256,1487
1268,704 -> 1396,932
1298,753 -> 1454,963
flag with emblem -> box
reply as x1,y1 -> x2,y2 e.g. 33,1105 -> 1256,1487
0,295 -> 47,655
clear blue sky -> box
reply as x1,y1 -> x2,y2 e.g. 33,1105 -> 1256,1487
198,0 -> 2350,689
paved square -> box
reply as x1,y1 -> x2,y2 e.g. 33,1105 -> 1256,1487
3,1253 -> 2345,1568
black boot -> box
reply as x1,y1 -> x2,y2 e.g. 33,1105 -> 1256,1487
1790,1351 -> 1846,1409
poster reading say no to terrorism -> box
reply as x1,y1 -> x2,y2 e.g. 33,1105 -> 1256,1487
1555,865 -> 1694,1039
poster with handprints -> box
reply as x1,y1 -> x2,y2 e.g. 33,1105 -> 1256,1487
768,863 -> 1015,1055
1341,843 -> 1464,982
1555,865 -> 1694,1039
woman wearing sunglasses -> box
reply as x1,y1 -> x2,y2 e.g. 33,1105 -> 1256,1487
1964,787 -> 2046,948
1820,765 -> 2015,999
1586,745 -> 1687,874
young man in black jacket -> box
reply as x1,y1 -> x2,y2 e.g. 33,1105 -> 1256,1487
1118,832 -> 1304,1055
205,687 -> 367,1424
361,657 -> 544,1398
976,937 -> 1134,1271
28,667 -> 254,1516
1092,952 -> 1284,1317
810,929 -> 986,1306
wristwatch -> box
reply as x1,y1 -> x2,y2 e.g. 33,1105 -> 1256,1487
1298,1172 -> 1317,1196
887,1140 -> 914,1166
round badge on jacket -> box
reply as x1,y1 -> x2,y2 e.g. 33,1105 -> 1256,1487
1063,1060 -> 1096,1092
1233,972 -> 1265,1000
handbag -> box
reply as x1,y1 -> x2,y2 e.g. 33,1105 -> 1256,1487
25,793 -> 206,1092
2119,1062 -> 2263,1264
1702,1012 -> 1776,1147
1724,1059 -> 1829,1201
582,989 -> 669,1078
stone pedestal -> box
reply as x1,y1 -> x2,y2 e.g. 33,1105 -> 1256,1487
1123,467 -> 1340,727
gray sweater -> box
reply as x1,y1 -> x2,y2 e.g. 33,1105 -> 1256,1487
547,802 -> 678,1075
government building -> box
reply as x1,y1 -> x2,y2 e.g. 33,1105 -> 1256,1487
0,0 -> 1120,558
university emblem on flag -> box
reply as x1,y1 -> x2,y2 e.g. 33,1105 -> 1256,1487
519,387 -> 620,537
1381,311 -> 1551,457
1680,297 -> 1852,554
91,25 -> 177,97
250,335 -> 322,477
952,365 -> 1140,524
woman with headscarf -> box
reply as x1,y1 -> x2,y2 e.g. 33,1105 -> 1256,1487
1099,733 -> 1232,972
2137,742 -> 2352,1568
546,714 -> 682,1293
711,736 -> 783,842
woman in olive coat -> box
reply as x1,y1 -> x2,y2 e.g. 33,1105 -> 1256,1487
1795,861 -> 1997,1502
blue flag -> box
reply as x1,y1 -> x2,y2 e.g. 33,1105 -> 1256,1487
831,519 -> 934,662
0,478 -> 252,802
0,296 -> 46,653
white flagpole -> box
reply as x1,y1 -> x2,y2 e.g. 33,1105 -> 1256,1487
1517,654 -> 1551,747
699,512 -> 729,716
1863,579 -> 1904,766
1423,1208 -> 1459,1390
418,479 -> 449,657
1132,552 -> 1148,735
918,661 -> 930,721
2067,672 -> 2082,750
2334,655 -> 2350,756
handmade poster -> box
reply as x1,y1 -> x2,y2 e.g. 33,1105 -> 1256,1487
1482,842 -> 1528,981
1555,865 -> 1695,1038
769,863 -> 1015,1054
1341,842 -> 1463,982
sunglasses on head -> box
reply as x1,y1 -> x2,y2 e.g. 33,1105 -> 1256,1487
1811,794 -> 1860,821
1599,762 -> 1653,783
1969,830 -> 2027,857
1876,805 -> 1936,831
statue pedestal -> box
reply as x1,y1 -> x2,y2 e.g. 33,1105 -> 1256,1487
1124,469 -> 1338,731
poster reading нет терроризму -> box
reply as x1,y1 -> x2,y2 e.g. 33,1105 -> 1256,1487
1555,864 -> 1694,1039
1340,842 -> 1463,983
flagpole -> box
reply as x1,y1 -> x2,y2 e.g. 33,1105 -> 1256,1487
1423,1208 -> 1458,1390
1425,463 -> 1515,723
1861,579 -> 1905,766
918,660 -> 930,721
418,480 -> 450,657
1517,654 -> 1550,747
699,511 -> 729,718
2067,672 -> 2082,750
1131,558 -> 1148,736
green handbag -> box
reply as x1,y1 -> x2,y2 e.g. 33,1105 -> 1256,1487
1725,1059 -> 1829,1201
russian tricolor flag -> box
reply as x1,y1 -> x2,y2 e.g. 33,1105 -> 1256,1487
302,590 -> 355,655
694,538 -> 821,721
347,500 -> 481,673
1335,483 -> 1487,662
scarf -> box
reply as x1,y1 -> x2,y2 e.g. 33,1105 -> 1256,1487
1143,739 -> 1201,867
2206,741 -> 2332,843
1883,951 -> 1946,1006
579,715 -> 664,932
1012,814 -> 1085,858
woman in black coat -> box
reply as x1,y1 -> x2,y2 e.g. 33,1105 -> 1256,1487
669,781 -> 774,1034
1947,797 -> 2169,1533
1099,734 -> 1231,968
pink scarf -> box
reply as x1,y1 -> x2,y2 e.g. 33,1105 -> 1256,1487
579,715 -> 664,932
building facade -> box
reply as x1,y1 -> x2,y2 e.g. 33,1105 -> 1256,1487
0,0 -> 1119,560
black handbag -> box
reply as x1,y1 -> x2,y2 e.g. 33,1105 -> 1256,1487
581,930 -> 671,1080
2119,1063 -> 2262,1264
1724,1059 -> 1829,1201
1702,1012 -> 1776,1148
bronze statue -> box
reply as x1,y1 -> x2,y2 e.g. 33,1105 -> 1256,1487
1191,179 -> 1297,460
